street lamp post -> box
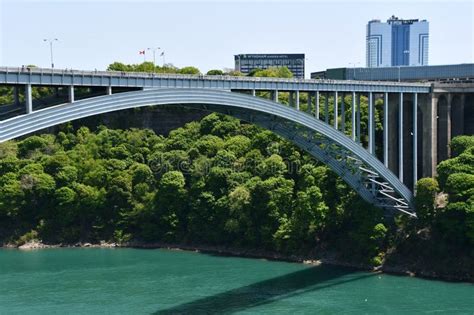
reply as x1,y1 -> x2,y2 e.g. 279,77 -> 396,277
43,38 -> 58,68
147,47 -> 161,69
348,62 -> 360,80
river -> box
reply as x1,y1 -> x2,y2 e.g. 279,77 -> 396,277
0,248 -> 473,314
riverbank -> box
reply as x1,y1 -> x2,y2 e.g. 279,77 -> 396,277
2,240 -> 472,283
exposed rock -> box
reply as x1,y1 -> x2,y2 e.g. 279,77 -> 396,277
18,240 -> 50,250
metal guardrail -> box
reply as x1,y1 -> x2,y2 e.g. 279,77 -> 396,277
0,66 -> 431,88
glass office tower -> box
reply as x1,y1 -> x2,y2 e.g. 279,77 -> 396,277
366,16 -> 429,68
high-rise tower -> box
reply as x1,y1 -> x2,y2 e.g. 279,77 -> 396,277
366,16 -> 429,67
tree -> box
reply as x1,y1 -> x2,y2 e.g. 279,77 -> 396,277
153,171 -> 188,241
450,135 -> 474,157
178,66 -> 201,75
415,177 -> 439,222
206,69 -> 224,75
249,66 -> 293,78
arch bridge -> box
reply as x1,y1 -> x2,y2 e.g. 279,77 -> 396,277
0,67 -> 437,217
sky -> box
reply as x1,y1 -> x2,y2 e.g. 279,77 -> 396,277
1,0 -> 473,77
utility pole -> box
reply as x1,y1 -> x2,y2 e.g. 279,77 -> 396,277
43,38 -> 58,68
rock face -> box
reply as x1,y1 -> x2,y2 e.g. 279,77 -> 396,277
18,240 -> 51,250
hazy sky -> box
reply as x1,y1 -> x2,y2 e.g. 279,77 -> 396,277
1,0 -> 473,76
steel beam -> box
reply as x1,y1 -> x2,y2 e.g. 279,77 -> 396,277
334,91 -> 338,129
13,86 -> 20,105
307,92 -> 312,114
0,67 -> 432,94
68,86 -> 75,103
413,93 -> 418,186
383,92 -> 389,167
399,92 -> 404,182
341,92 -> 345,133
368,92 -> 374,154
25,84 -> 32,114
357,93 -> 361,144
0,88 -> 417,216
315,91 -> 320,119
351,91 -> 356,140
325,93 -> 329,124
296,90 -> 300,110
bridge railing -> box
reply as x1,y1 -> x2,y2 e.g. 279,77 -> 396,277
0,66 -> 431,88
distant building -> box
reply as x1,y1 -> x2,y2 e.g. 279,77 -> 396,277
310,64 -> 474,82
367,16 -> 429,67
234,54 -> 305,78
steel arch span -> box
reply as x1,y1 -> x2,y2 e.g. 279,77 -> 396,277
0,88 -> 416,216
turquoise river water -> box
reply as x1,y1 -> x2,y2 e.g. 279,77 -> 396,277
0,248 -> 473,314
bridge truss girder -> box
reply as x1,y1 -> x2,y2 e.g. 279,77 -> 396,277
0,88 -> 416,217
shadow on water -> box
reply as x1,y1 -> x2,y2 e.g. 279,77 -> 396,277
154,264 -> 375,314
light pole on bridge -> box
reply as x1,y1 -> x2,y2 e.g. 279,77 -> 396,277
398,50 -> 410,82
43,38 -> 59,69
147,47 -> 161,70
348,62 -> 360,80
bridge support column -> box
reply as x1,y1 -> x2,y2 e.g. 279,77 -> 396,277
106,86 -> 112,95
419,94 -> 437,177
307,92 -> 312,114
334,91 -> 338,129
399,92 -> 404,182
451,94 -> 465,138
351,92 -> 356,141
289,91 -> 294,107
25,84 -> 32,114
388,93 -> 399,175
251,89 -> 256,97
325,93 -> 329,124
368,92 -> 374,154
413,93 -> 418,187
357,93 -> 361,144
13,86 -> 20,105
383,92 -> 389,167
341,93 -> 345,133
446,93 -> 452,158
295,90 -> 300,110
315,91 -> 320,119
68,86 -> 75,103
273,90 -> 279,103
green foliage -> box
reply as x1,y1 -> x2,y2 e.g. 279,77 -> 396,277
3,117 -> 472,269
415,177 -> 439,222
249,66 -> 293,78
206,69 -> 224,75
178,66 -> 201,75
17,230 -> 39,245
430,135 -> 474,248
107,61 -> 200,75
450,135 -> 474,157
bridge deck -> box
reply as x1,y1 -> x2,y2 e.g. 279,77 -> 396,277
0,67 -> 431,93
